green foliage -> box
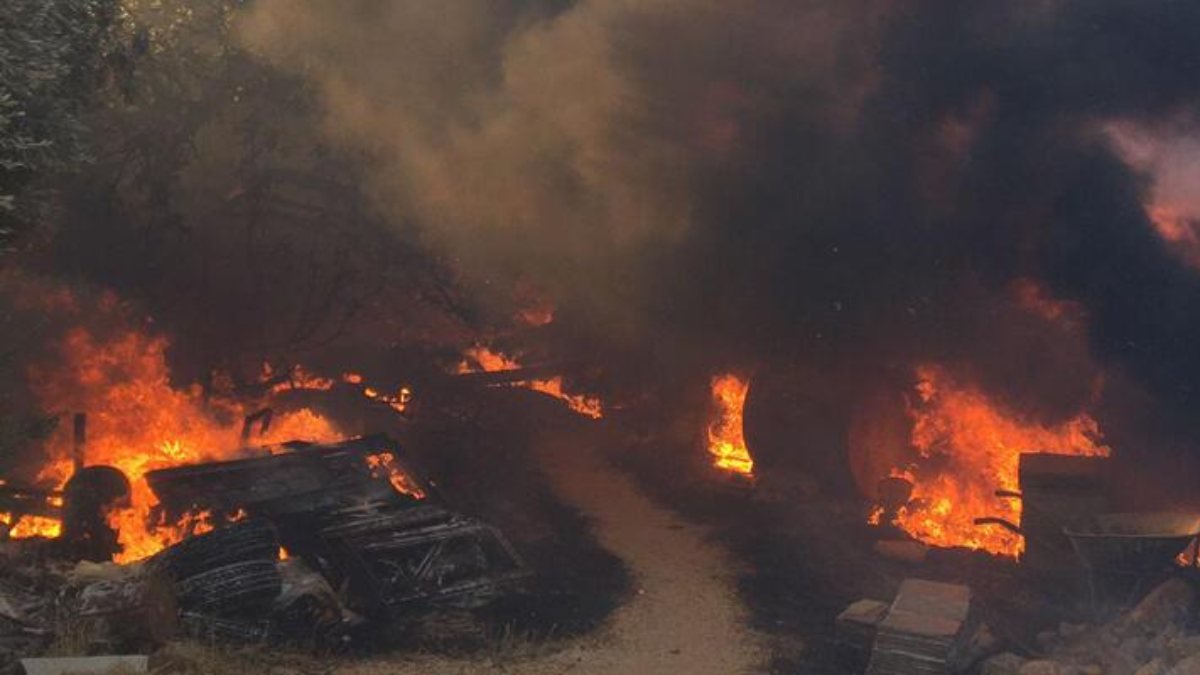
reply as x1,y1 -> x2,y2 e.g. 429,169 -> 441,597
0,0 -> 121,246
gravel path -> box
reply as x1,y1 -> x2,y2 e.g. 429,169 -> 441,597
335,422 -> 767,675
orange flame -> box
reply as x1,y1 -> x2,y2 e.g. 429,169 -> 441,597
268,364 -> 335,394
362,385 -> 413,414
14,326 -> 342,563
707,374 -> 754,476
457,346 -> 603,419
2,513 -> 62,538
873,365 -> 1109,557
365,451 -> 426,499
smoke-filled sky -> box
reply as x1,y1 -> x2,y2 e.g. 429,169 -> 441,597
236,0 -> 1200,420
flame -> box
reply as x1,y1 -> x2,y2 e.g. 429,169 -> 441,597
365,451 -> 426,499
457,346 -> 603,419
872,365 -> 1110,557
707,374 -> 754,476
14,325 -> 343,563
362,385 -> 413,414
2,512 -> 62,538
269,364 -> 335,394
527,377 -> 603,420
458,346 -> 523,373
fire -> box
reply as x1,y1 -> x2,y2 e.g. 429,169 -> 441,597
13,325 -> 342,563
527,377 -> 603,420
267,364 -> 335,393
457,346 -> 603,419
459,346 -> 522,373
873,365 -> 1110,557
365,451 -> 426,499
362,385 -> 413,414
2,513 -> 62,538
707,374 -> 754,476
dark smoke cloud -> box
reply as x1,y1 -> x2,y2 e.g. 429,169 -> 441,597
236,0 -> 1200,425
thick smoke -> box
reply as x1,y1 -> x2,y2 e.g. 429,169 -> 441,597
236,1 -> 1200,430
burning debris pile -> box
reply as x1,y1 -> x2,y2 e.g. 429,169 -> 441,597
456,345 -> 603,420
0,435 -> 528,666
837,573 -> 1200,675
834,431 -> 1200,673
863,366 -> 1111,558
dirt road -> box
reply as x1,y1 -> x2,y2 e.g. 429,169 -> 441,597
337,422 -> 767,674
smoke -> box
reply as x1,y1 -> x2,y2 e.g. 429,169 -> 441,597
236,1 -> 1200,424
236,0 -> 873,345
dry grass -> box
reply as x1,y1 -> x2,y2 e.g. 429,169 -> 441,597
43,617 -> 105,657
149,641 -> 331,675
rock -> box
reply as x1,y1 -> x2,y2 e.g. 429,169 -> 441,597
982,652 -> 1028,675
67,560 -> 140,586
20,655 -> 148,674
962,623 -> 1005,665
1019,659 -> 1072,675
1127,579 -> 1196,635
1060,622 -> 1089,639
70,572 -> 178,649
1121,637 -> 1151,664
1136,658 -> 1168,675
1038,629 -> 1062,651
1168,654 -> 1200,675
1168,636 -> 1200,662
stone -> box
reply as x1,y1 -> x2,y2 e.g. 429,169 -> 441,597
982,652 -> 1028,675
1168,636 -> 1200,662
1168,654 -> 1200,675
1135,658 -> 1167,675
1120,637 -> 1151,664
20,655 -> 148,674
70,572 -> 178,649
1127,579 -> 1196,635
1019,659 -> 1072,675
1038,629 -> 1062,651
1059,622 -> 1089,639
962,623 -> 1004,665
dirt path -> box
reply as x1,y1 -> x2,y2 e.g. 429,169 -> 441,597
336,422 -> 767,675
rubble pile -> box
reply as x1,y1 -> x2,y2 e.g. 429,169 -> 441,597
981,577 -> 1200,675
0,436 -> 529,671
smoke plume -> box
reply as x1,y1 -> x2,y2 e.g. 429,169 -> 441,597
236,1 -> 1200,428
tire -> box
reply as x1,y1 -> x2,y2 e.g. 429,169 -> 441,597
153,520 -> 279,581
176,559 -> 282,617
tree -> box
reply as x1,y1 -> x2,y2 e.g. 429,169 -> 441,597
0,0 -> 121,249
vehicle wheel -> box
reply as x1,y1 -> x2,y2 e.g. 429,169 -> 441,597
152,520 -> 279,580
176,559 -> 282,617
